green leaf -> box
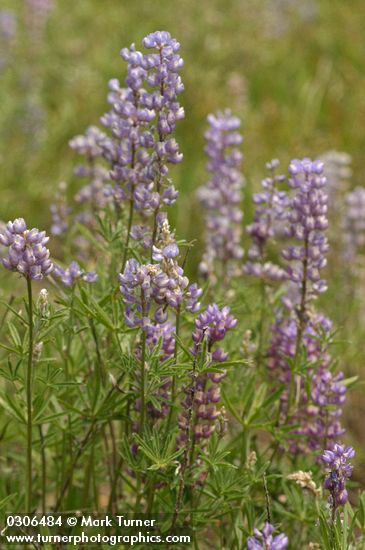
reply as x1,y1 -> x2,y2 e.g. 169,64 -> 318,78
7,321 -> 22,349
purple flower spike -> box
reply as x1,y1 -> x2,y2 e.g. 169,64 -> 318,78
283,158 -> 329,303
0,218 -> 53,280
177,304 -> 237,447
198,110 -> 244,283
50,182 -> 72,236
342,186 -> 365,264
321,443 -> 355,508
245,159 -> 289,282
267,314 -> 347,453
0,10 -> 16,70
70,126 -> 112,214
247,522 -> 288,550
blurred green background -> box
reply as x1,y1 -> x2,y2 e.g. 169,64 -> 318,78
1,0 -> 365,481
2,0 -> 365,238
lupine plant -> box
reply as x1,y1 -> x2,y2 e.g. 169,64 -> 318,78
1,30 -> 365,550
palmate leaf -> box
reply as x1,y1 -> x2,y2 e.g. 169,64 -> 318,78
206,465 -> 249,501
132,426 -> 183,471
199,448 -> 236,473
73,293 -> 115,331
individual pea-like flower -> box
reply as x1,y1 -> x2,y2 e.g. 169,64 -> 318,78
198,110 -> 244,283
320,444 -> 355,507
0,218 -> 53,280
53,261 -> 97,287
245,159 -> 289,282
283,158 -> 329,301
247,522 -> 288,550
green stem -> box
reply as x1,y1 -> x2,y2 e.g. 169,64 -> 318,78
257,280 -> 267,369
170,351 -> 199,533
121,193 -> 134,273
108,455 -> 124,513
164,305 -> 181,441
140,289 -> 147,435
286,234 -> 309,420
55,373 -> 125,511
140,330 -> 147,435
26,276 -> 33,512
39,425 -> 46,514
121,141 -> 136,272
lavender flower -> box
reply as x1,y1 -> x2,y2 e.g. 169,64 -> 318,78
152,218 -> 202,312
101,75 -> 156,213
141,31 -> 184,151
320,150 -> 352,212
0,218 -> 53,280
192,303 -> 237,355
245,159 -> 288,282
100,31 -> 184,249
70,126 -> 112,214
50,181 -> 71,236
247,522 -> 288,550
25,0 -> 54,38
178,304 -> 237,445
342,186 -> 365,265
321,444 -> 355,507
119,222 -> 201,328
282,158 -> 329,305
0,10 -> 16,70
141,31 -> 185,245
145,321 -> 175,420
54,261 -> 97,287
0,10 -> 16,41
146,321 -> 175,362
119,259 -> 160,329
198,110 -> 244,283
267,314 -> 346,452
